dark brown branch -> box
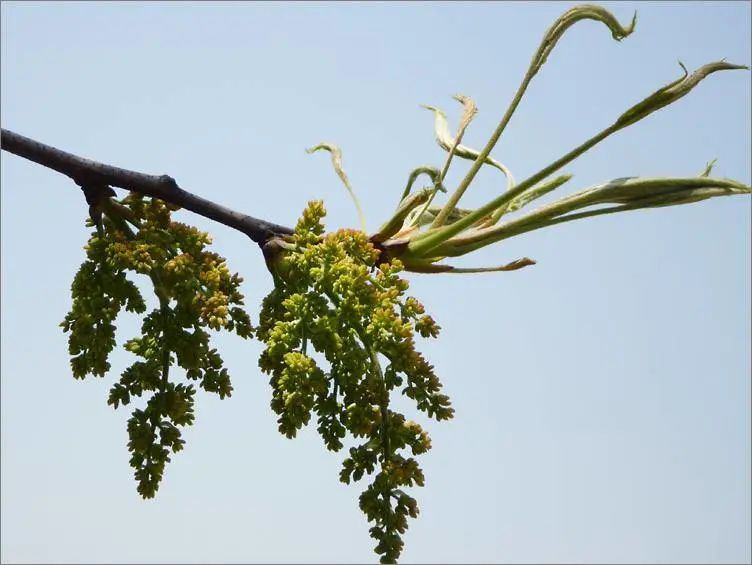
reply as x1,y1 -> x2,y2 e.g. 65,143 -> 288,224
0,128 -> 294,244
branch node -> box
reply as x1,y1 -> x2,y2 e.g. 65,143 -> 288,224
158,174 -> 179,190
77,181 -> 116,228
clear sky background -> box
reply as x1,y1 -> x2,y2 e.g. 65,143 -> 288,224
1,2 -> 750,563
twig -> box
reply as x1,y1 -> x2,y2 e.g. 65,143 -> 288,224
0,128 -> 294,245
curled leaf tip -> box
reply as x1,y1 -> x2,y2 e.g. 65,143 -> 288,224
452,94 -> 476,108
453,94 -> 479,132
401,165 -> 445,200
424,102 -> 515,185
305,143 -> 339,157
615,60 -> 749,130
621,10 -> 638,40
718,56 -> 750,71
532,5 -> 637,74
501,257 -> 537,271
306,142 -> 367,232
420,104 -> 444,116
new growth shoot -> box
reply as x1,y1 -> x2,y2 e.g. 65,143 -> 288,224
305,4 -> 749,277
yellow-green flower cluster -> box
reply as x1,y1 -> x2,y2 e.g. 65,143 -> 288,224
257,200 -> 453,564
61,193 -> 251,499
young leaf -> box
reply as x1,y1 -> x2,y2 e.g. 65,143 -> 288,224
615,61 -> 749,130
306,142 -> 368,232
421,103 -> 513,182
401,165 -> 445,200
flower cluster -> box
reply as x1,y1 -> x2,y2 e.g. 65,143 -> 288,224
61,193 -> 251,498
257,201 -> 453,563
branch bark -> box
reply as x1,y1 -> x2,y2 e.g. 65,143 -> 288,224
0,128 -> 294,244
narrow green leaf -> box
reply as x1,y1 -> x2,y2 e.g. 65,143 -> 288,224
433,176 -> 751,257
615,61 -> 748,130
403,256 -> 535,274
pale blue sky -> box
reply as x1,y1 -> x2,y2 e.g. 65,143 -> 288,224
1,2 -> 750,563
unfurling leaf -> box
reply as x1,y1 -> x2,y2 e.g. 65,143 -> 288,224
531,5 -> 637,77
401,165 -> 445,200
453,94 -> 478,136
307,142 -> 368,232
421,104 -> 514,186
615,61 -> 749,130
374,188 -> 433,243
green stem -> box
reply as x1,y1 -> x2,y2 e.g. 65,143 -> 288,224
408,124 -> 618,257
428,12 -> 631,230
159,298 -> 171,416
484,174 -> 573,226
411,99 -> 482,229
369,347 -> 391,462
428,80 -> 530,230
412,127 -> 469,229
423,5 -> 636,232
373,188 -> 432,243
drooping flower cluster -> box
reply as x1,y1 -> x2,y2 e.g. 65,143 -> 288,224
61,193 -> 251,498
257,201 -> 453,563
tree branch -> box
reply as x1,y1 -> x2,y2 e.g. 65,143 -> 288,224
0,128 -> 294,244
